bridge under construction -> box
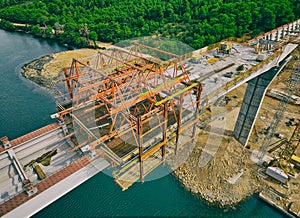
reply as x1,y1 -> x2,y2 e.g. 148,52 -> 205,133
56,19 -> 299,190
0,19 -> 300,217
59,40 -> 203,190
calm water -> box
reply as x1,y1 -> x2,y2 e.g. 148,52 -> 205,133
0,30 -> 284,217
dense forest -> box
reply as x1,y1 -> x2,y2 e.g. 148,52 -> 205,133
0,0 -> 299,49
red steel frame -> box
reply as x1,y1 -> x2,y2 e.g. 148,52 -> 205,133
61,43 -> 202,190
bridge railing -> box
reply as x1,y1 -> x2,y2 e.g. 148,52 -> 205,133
246,18 -> 300,45
206,49 -> 283,102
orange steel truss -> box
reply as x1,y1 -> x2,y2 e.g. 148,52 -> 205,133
61,43 -> 202,190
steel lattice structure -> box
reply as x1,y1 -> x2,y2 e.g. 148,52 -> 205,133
60,42 -> 202,190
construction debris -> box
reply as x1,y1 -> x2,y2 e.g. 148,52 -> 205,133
266,89 -> 300,105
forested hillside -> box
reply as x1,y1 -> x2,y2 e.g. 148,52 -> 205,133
0,0 -> 299,48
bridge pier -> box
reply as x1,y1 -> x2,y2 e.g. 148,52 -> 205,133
233,58 -> 290,146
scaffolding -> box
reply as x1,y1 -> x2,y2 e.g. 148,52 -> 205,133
59,42 -> 202,190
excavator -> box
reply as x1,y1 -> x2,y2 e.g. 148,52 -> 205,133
266,122 -> 300,184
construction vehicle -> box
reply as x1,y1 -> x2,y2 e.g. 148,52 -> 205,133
291,155 -> 300,169
33,162 -> 46,180
218,42 -> 232,54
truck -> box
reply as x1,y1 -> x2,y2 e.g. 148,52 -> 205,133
218,42 -> 232,54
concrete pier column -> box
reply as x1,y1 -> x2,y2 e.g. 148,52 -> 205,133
276,31 -> 279,41
233,68 -> 280,146
281,28 -> 285,39
272,33 -> 275,41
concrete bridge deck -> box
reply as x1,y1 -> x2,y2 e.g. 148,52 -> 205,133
0,123 -> 82,205
187,41 -> 298,105
0,122 -> 110,217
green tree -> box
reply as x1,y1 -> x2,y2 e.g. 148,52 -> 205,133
0,19 -> 16,31
89,30 -> 98,48
0,0 -> 298,49
259,7 -> 276,31
31,25 -> 41,36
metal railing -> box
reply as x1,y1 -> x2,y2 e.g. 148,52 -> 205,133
207,49 -> 283,101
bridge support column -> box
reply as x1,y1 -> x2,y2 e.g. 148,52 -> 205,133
233,67 -> 283,146
276,31 -> 279,41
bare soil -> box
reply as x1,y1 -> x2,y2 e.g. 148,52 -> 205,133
174,47 -> 299,208
174,86 -> 264,208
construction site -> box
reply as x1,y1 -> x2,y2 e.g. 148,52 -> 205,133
0,19 -> 300,217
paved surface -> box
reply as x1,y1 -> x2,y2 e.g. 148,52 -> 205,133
1,156 -> 109,217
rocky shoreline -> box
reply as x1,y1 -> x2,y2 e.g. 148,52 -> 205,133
173,136 -> 264,208
21,48 -> 101,89
21,54 -> 56,88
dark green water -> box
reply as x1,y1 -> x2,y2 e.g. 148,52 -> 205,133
0,30 -> 284,217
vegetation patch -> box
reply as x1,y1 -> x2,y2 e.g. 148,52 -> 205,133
0,0 -> 298,48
